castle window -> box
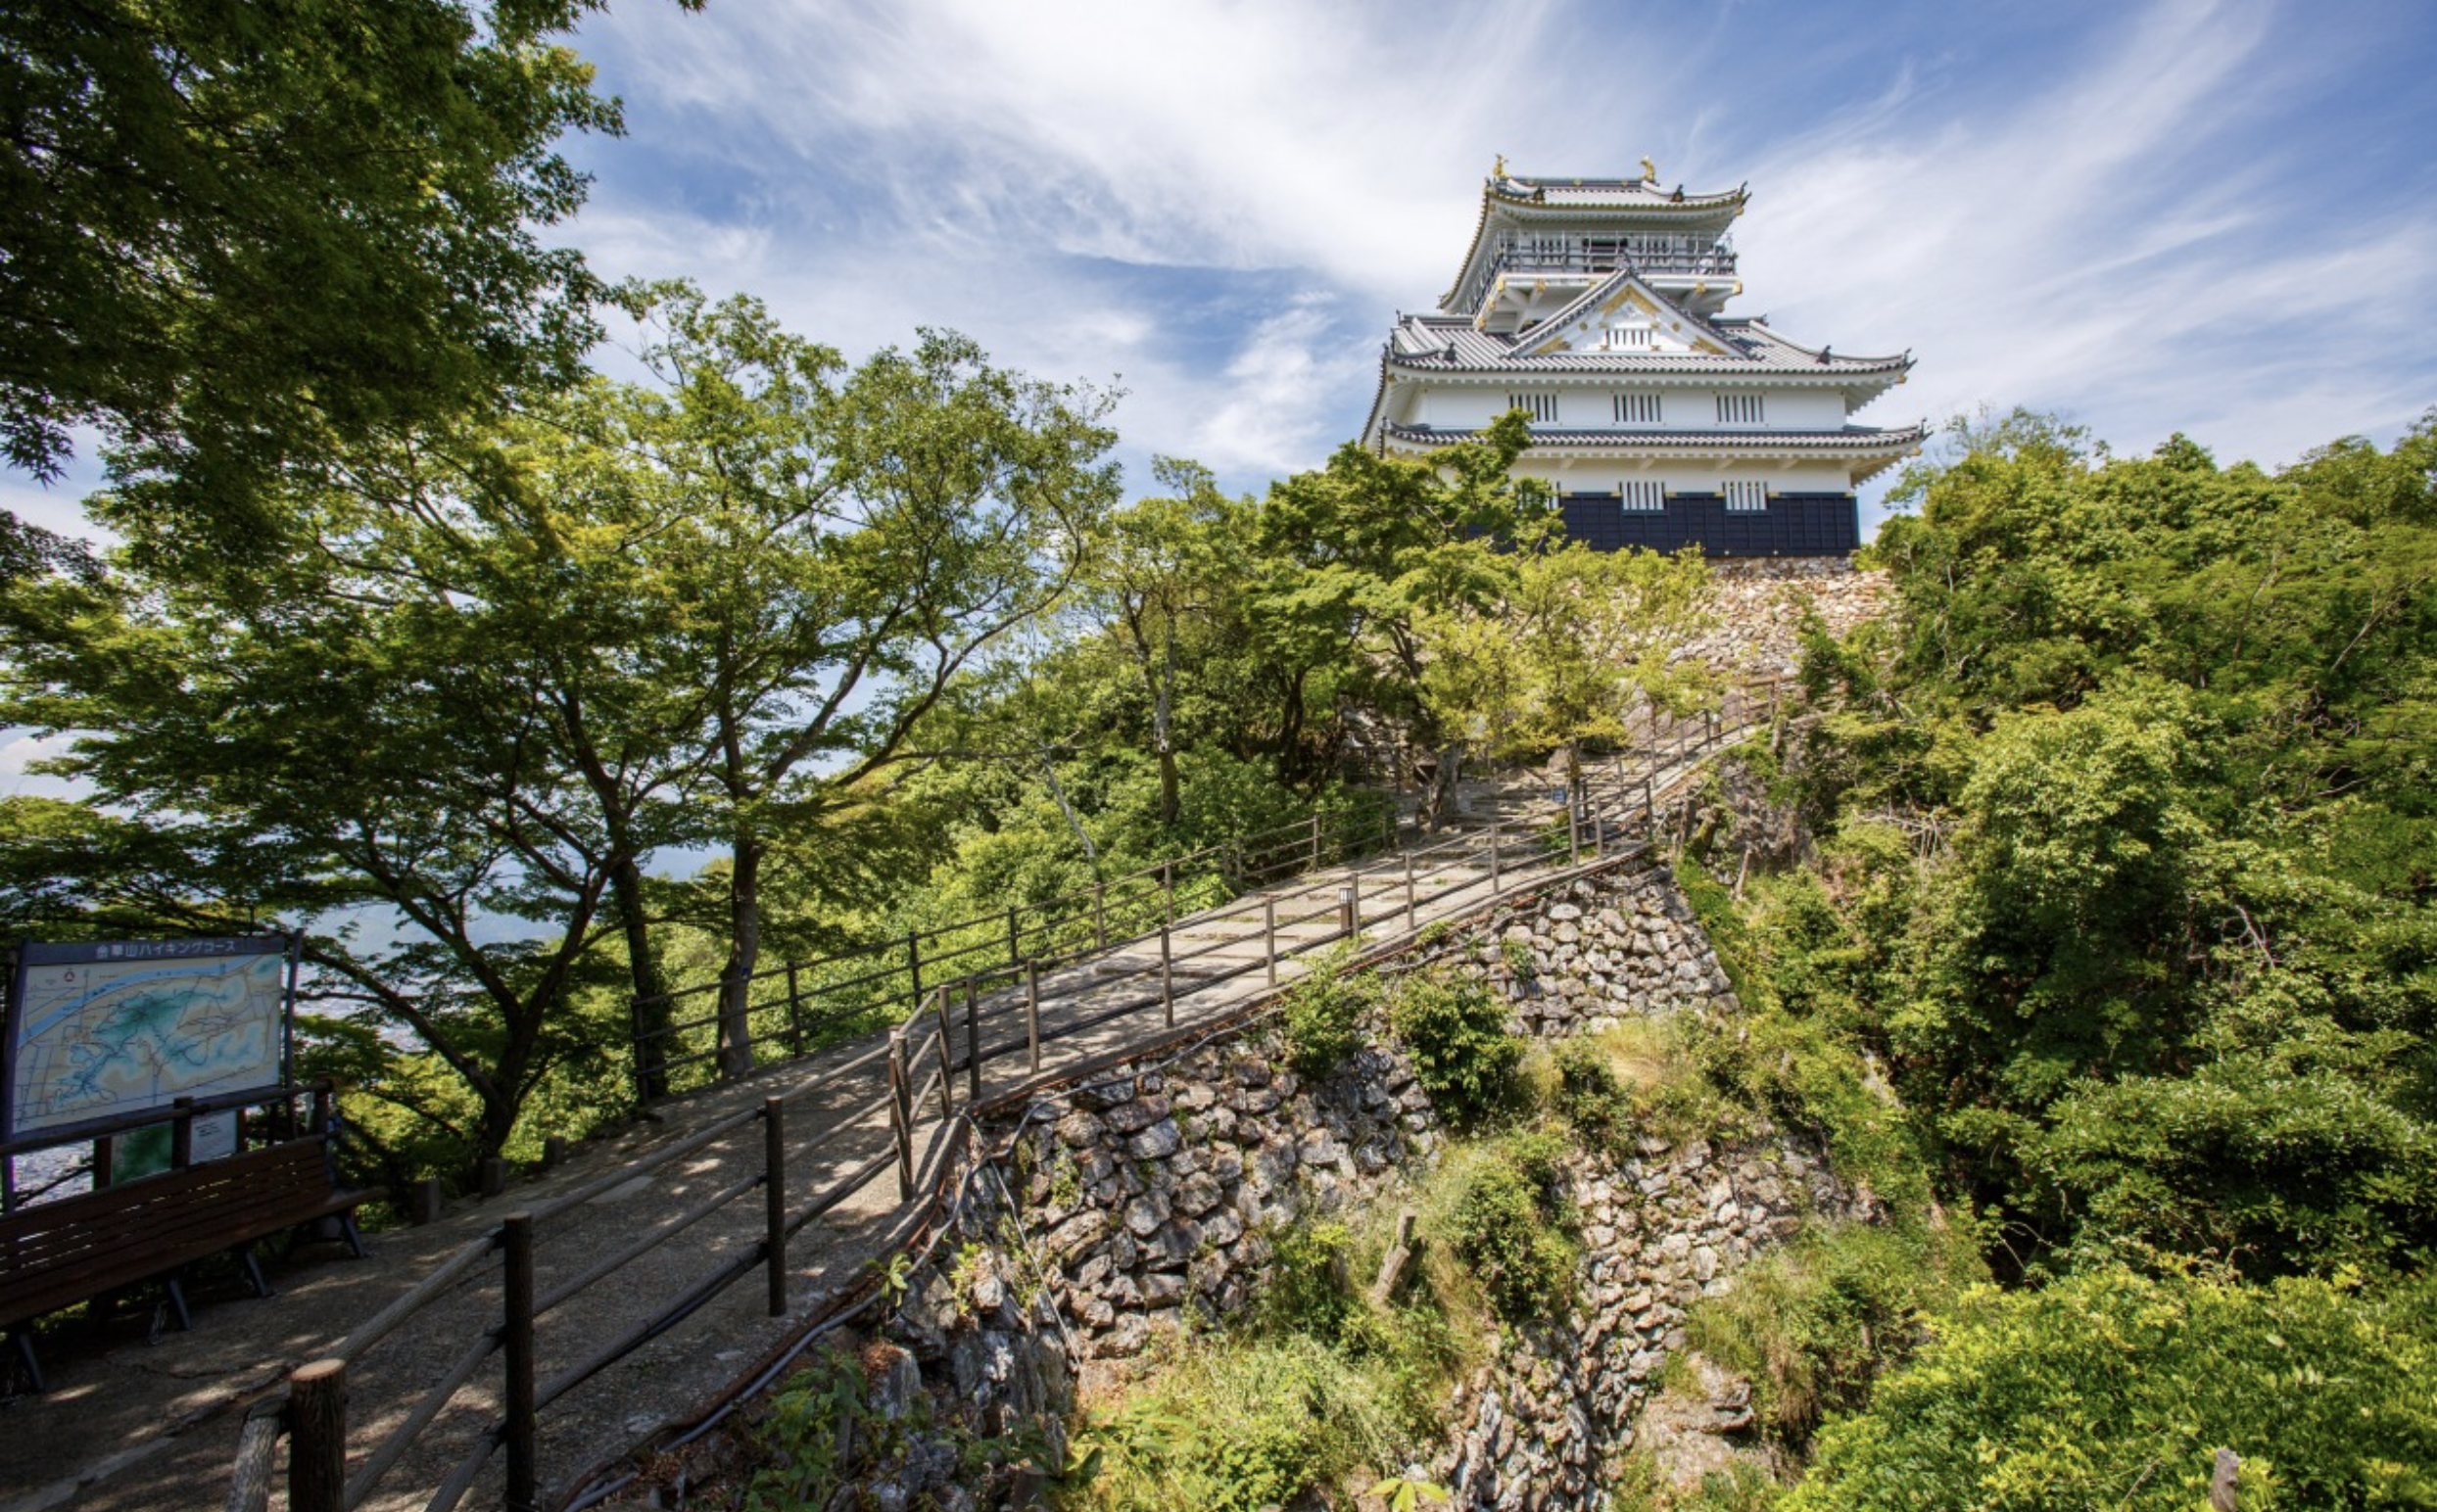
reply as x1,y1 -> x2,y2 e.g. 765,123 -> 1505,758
1715,393 -> 1765,425
1612,392 -> 1662,425
1507,393 -> 1559,424
1620,479 -> 1664,511
1724,480 -> 1768,511
1604,325 -> 1652,351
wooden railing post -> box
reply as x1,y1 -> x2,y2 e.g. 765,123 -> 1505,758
1006,907 -> 1020,969
964,979 -> 982,1106
1490,819 -> 1503,893
1094,880 -> 1107,949
906,931 -> 923,1016
1644,774 -> 1655,827
407,1176 -> 444,1226
1405,848 -> 1417,926
887,1028 -> 913,1200
932,988 -> 954,1120
287,1358 -> 348,1512
1309,810 -> 1322,872
1568,796 -> 1581,864
1338,884 -> 1357,937
1025,962 -> 1042,1074
1159,861 -> 1175,1026
763,1099 -> 788,1317
503,1213 -> 538,1512
630,1000 -> 653,1106
1264,896 -> 1278,988
785,963 -> 807,1059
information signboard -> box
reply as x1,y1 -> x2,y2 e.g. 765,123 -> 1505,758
3,937 -> 294,1145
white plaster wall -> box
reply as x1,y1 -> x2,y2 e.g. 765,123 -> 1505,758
1404,383 -> 1849,433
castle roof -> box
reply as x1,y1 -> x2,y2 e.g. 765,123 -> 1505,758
1376,421 -> 1930,453
1485,172 -> 1746,212
1382,307 -> 1910,379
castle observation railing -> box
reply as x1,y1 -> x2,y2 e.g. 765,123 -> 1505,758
1456,233 -> 1738,315
224,680 -> 1788,1512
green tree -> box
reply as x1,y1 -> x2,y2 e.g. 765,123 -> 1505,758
1777,412 -> 2437,1278
1,0 -> 677,543
1421,542 -> 1715,811
1257,411 -> 1552,825
0,479 -> 635,1165
587,288 -> 1121,1075
1786,1268 -> 2437,1512
1076,459 -> 1244,826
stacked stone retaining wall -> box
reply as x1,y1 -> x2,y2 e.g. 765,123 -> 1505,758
793,857 -> 1849,1511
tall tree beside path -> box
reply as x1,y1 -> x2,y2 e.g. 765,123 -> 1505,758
583,288 -> 1122,1077
0,0 -> 684,547
1422,543 -> 1718,811
1078,458 -> 1245,827
0,283 -> 1118,1158
1257,411 -> 1553,826
0,454 -> 634,1165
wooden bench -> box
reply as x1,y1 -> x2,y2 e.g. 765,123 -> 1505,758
1,1135 -> 375,1392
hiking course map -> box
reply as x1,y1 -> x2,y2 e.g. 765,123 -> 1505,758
5,939 -> 289,1141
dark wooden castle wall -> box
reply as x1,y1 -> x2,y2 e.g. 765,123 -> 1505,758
1555,493 -> 1859,557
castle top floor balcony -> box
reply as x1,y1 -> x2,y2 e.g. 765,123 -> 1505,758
1457,233 -> 1738,313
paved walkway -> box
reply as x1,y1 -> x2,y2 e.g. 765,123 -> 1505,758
0,709 -> 1755,1512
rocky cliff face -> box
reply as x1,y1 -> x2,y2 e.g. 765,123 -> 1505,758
820,857 -> 1852,1510
1431,1137 -> 1847,1509
1425,864 -> 1740,1034
1684,558 -> 1889,680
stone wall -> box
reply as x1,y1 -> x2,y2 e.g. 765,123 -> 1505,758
1432,1135 -> 1848,1508
1684,557 -> 1889,680
821,855 -> 1847,1510
1412,863 -> 1740,1036
1025,1037 -> 1430,1362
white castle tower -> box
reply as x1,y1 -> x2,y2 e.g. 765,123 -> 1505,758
1361,160 -> 1925,555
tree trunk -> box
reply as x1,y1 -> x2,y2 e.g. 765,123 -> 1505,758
475,1085 -> 521,1167
1154,625 -> 1179,826
613,855 -> 674,1101
1272,669 -> 1308,785
1421,738 -> 1463,830
717,833 -> 764,1078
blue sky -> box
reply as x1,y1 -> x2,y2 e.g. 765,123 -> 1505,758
4,0 -> 2435,803
554,0 -> 2437,522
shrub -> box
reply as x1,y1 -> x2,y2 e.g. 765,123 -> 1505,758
1257,1221 -> 1355,1342
1784,1267 -> 2437,1512
1390,973 -> 1521,1128
1279,957 -> 1378,1079
1685,1219 -> 1983,1449
742,1347 -> 872,1512
1445,1130 -> 1578,1322
1075,1334 -> 1439,1512
1551,1038 -> 1627,1143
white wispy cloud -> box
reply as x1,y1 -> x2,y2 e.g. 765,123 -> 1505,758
566,0 -> 1605,490
1738,0 -> 2437,467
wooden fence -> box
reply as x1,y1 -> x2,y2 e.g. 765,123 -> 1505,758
626,797 -> 1402,1102
224,683 -> 1782,1512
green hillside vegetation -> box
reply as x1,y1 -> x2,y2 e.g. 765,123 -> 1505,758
1037,412 -> 2437,1511
1665,411 -> 2437,1508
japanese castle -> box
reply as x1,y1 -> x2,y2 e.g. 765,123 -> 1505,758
1361,161 -> 1925,556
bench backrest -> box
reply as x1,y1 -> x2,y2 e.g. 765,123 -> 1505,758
1,1138 -> 337,1326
